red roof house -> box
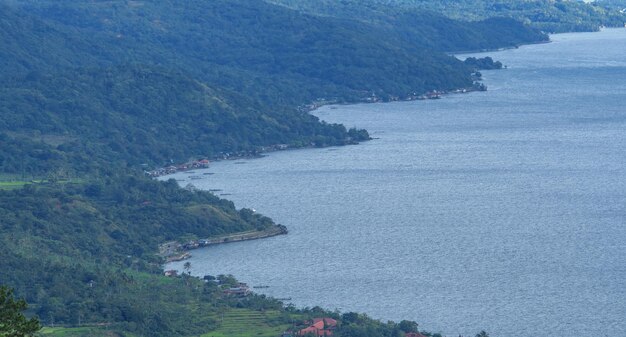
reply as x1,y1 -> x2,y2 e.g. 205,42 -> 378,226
296,317 -> 337,336
312,318 -> 337,327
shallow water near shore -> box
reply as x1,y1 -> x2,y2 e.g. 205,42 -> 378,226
166,29 -> 626,337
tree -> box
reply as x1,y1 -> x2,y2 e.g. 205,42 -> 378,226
183,262 -> 191,275
398,320 -> 418,333
475,330 -> 489,337
0,286 -> 41,337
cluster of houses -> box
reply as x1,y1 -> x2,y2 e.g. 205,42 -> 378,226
360,83 -> 488,104
145,159 -> 210,177
405,90 -> 444,101
361,90 -> 445,103
145,144 -> 299,178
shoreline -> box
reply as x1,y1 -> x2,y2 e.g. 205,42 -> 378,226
301,83 -> 488,113
158,36 -> 557,265
161,224 -> 288,263
449,39 -> 552,56
157,78 -> 496,264
148,139 -> 366,179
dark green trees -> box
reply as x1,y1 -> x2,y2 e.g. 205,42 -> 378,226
398,319 -> 419,333
475,330 -> 490,337
0,286 -> 40,337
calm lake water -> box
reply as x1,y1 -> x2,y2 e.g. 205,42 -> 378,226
166,29 -> 626,337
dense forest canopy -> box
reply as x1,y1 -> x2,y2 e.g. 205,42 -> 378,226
0,0 -> 559,336
0,0 -> 548,171
270,0 -> 626,33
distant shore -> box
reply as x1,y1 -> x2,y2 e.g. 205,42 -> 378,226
449,39 -> 552,56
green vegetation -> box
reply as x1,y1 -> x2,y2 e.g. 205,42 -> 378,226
0,181 -> 29,190
0,0 -> 556,336
271,0 -> 626,33
0,177 -> 285,336
270,0 -> 550,52
0,286 -> 41,336
199,309 -> 294,337
464,57 -> 504,71
0,0 -> 549,172
37,326 -> 121,337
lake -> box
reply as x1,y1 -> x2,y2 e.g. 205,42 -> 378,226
165,29 -> 626,337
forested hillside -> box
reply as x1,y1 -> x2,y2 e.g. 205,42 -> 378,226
0,0 -> 552,336
0,177 -> 285,336
0,0 -> 549,171
271,0 -> 626,33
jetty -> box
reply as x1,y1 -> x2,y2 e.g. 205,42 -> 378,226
200,225 -> 287,246
159,225 -> 288,262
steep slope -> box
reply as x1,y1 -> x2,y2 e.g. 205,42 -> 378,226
4,0 -> 477,102
270,0 -> 626,33
1,66 -> 358,170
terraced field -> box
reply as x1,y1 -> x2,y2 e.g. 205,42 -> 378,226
202,308 -> 295,337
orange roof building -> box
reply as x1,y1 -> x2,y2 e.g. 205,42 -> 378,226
296,317 -> 337,336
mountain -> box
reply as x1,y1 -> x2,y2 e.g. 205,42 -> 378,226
0,0 -> 551,336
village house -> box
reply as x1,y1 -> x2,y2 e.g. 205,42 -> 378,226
296,317 -> 337,336
223,282 -> 250,297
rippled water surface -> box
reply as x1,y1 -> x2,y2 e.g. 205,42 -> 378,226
166,29 -> 626,337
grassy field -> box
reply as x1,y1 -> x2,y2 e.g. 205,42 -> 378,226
37,326 -> 133,337
0,178 -> 84,190
201,308 -> 296,337
0,180 -> 29,190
